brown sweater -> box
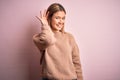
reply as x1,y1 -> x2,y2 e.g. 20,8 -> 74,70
33,27 -> 83,80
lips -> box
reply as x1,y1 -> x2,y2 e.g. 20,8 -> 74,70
56,24 -> 63,28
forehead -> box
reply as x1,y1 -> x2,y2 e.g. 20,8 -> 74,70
53,11 -> 66,17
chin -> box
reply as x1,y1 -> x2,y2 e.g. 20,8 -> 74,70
52,26 -> 62,31
57,28 -> 62,31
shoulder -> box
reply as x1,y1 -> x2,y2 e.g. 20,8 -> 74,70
64,32 -> 76,44
64,32 -> 75,41
64,32 -> 78,49
64,32 -> 74,38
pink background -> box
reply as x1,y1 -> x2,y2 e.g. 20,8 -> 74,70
0,0 -> 120,80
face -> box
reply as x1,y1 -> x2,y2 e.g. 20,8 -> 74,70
51,11 -> 66,32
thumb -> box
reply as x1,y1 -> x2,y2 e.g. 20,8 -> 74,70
35,16 -> 41,22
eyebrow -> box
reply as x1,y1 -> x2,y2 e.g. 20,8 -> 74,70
54,16 -> 66,18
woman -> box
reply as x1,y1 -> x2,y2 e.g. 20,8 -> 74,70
33,3 -> 83,80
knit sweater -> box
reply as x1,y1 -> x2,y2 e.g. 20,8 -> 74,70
33,26 -> 83,80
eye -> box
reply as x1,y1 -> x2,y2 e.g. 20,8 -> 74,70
62,17 -> 65,20
55,17 -> 60,19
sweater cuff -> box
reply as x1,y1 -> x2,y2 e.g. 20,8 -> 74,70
41,24 -> 51,30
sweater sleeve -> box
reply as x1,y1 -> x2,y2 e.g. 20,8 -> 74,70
33,26 -> 56,51
70,35 -> 83,80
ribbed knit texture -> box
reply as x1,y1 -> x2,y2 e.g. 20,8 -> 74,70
33,27 -> 83,80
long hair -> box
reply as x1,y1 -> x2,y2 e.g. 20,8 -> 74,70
46,3 -> 66,32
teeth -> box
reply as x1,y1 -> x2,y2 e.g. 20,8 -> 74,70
56,24 -> 63,28
58,25 -> 61,28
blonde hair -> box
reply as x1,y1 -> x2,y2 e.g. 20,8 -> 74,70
46,3 -> 66,32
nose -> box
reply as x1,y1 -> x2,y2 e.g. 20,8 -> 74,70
59,19 -> 64,24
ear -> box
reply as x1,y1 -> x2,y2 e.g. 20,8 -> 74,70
48,19 -> 50,26
47,18 -> 52,29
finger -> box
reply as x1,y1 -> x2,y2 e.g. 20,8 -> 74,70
43,9 -> 47,17
35,16 -> 41,21
40,11 -> 42,18
46,11 -> 49,19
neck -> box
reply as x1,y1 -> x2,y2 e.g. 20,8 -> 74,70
52,29 -> 60,33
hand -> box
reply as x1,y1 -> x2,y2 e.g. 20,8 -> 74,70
36,10 -> 50,30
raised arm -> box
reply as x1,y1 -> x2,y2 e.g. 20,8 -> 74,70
33,10 -> 56,50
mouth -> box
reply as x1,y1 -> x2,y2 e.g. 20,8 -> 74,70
56,24 -> 63,28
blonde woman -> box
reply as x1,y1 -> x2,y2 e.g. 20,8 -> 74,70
33,3 -> 83,80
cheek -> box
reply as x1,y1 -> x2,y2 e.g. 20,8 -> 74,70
51,21 -> 55,28
51,19 -> 58,25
